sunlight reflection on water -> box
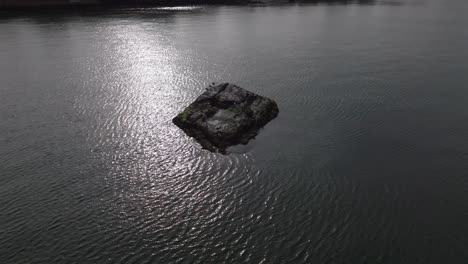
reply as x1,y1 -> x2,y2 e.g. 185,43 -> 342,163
156,6 -> 204,11
2,3 -> 468,263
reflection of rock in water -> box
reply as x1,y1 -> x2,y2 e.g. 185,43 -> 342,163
173,83 -> 279,153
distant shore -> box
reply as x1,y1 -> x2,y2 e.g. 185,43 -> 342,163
0,0 -> 248,9
0,0 -> 375,9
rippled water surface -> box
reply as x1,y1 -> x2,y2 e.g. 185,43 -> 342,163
1,1 -> 468,263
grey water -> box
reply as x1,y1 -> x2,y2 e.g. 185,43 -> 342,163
1,1 -> 468,263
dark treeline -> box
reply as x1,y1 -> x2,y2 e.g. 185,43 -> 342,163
0,0 -> 376,9
100,0 -> 376,5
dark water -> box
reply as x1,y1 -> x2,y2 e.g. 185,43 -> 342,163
1,1 -> 468,263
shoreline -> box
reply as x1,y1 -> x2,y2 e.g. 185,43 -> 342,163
0,1 -> 250,10
0,0 -> 374,11
0,3 -> 247,15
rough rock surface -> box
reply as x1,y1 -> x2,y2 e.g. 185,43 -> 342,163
173,83 -> 279,153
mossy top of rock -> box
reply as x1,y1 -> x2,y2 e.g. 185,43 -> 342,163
173,82 -> 279,153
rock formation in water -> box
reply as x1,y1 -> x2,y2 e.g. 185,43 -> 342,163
173,83 -> 279,153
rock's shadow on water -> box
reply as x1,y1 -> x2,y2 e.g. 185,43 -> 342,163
173,83 -> 279,154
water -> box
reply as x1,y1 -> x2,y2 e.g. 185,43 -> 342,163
1,1 -> 468,263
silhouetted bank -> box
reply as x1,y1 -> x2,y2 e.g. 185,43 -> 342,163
0,0 -> 376,8
0,0 -> 98,7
